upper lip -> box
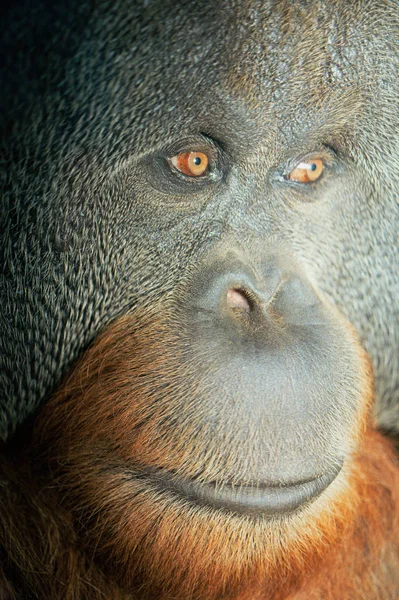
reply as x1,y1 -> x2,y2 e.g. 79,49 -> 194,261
146,463 -> 343,517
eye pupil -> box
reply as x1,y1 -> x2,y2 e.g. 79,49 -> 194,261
193,157 -> 201,165
311,163 -> 317,171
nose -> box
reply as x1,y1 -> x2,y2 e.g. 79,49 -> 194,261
191,252 -> 320,332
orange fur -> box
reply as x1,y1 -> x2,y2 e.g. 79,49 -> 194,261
0,311 -> 398,599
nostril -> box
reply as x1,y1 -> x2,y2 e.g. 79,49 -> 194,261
226,288 -> 251,314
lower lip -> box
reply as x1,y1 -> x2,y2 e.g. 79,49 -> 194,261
149,464 -> 342,517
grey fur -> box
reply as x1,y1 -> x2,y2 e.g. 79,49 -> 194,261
1,0 -> 398,441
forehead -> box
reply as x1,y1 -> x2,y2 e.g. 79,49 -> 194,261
217,1 -> 365,149
65,0 -> 377,159
134,5 -> 362,115
132,3 -> 366,85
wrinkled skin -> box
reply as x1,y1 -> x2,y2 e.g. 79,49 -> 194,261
1,0 -> 398,439
0,1 -> 399,599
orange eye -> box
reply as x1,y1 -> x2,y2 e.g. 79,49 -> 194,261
288,158 -> 324,183
170,151 -> 209,177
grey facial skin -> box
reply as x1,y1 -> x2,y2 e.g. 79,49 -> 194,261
1,3 -> 399,600
1,1 -> 398,445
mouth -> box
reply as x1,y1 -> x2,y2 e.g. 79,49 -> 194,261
146,463 -> 343,517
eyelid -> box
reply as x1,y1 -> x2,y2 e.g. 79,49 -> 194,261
290,146 -> 336,166
165,134 -> 218,159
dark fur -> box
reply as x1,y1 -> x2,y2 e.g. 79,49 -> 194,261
1,0 -> 399,440
1,1 -> 399,598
